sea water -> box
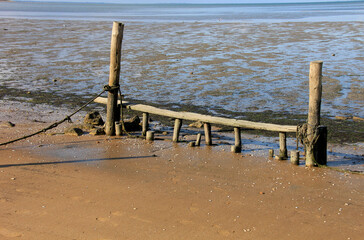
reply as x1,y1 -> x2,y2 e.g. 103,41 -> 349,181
0,1 -> 363,118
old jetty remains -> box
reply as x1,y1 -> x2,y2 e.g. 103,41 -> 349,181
97,22 -> 327,167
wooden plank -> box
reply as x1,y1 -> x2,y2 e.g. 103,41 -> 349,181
95,98 -> 297,132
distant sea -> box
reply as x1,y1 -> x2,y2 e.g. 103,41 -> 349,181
0,1 -> 364,22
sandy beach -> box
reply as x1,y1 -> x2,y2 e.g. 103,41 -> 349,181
0,2 -> 363,238
0,104 -> 363,239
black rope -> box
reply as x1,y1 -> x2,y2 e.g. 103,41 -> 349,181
0,89 -> 107,147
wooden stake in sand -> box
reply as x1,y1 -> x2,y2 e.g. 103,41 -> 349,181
195,133 -> 202,146
142,112 -> 149,136
173,119 -> 182,142
105,22 -> 124,136
305,61 -> 326,167
231,127 -> 242,153
146,131 -> 154,141
279,132 -> 288,159
204,123 -> 212,146
290,150 -> 299,165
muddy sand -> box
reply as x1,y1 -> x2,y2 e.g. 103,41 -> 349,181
0,108 -> 363,240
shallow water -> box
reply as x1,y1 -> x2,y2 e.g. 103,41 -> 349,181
0,18 -> 363,118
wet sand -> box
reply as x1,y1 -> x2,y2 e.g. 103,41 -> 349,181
0,109 -> 364,239
0,19 -> 363,118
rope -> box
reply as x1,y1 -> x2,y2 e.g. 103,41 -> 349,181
0,89 -> 107,147
296,123 -> 363,175
118,89 -> 143,139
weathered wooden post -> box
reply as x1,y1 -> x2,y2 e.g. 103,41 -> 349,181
142,112 -> 149,136
204,123 -> 212,146
105,22 -> 124,136
290,150 -> 299,165
146,131 -> 154,141
269,149 -> 274,158
305,60 -> 327,167
279,132 -> 288,159
173,119 -> 182,142
195,133 -> 202,146
231,127 -> 242,153
314,125 -> 327,165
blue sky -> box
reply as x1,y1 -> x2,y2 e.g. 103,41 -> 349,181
13,0 -> 360,3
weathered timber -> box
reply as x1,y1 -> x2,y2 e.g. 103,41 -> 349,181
279,132 -> 288,159
105,22 -> 124,136
146,131 -> 154,141
290,150 -> 299,165
96,98 -> 297,132
142,112 -> 149,136
231,145 -> 242,153
173,119 -> 182,142
306,61 -> 324,167
115,122 -> 122,136
195,133 -> 202,146
234,127 -> 242,147
269,149 -> 274,158
314,126 -> 327,165
204,123 -> 212,146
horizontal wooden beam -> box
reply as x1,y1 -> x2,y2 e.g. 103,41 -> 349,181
94,97 -> 297,133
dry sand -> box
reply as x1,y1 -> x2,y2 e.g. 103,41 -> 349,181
0,115 -> 363,239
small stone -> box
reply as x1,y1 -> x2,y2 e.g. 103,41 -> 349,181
162,131 -> 168,135
10,177 -> 16,180
64,127 -> 83,136
84,111 -> 104,126
188,142 -> 195,147
89,128 -> 105,136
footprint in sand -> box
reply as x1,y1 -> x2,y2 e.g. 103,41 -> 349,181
0,228 -> 23,238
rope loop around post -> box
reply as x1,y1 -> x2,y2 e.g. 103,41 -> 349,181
103,84 -> 120,92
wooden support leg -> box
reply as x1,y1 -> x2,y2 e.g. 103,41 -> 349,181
204,123 -> 212,146
232,127 -> 242,153
195,133 -> 202,146
279,132 -> 288,159
142,112 -> 149,136
172,119 -> 182,142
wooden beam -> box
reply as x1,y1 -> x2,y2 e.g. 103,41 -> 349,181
95,98 -> 297,132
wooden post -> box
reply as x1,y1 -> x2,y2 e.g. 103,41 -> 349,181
269,149 -> 274,158
232,127 -> 241,153
314,126 -> 327,165
115,122 -> 122,136
306,61 -> 323,167
105,22 -> 124,136
195,133 -> 202,146
279,132 -> 288,159
146,131 -> 154,141
142,112 -> 149,136
290,150 -> 299,165
204,123 -> 212,146
172,119 -> 182,142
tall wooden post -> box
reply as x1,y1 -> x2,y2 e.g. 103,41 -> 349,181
105,22 -> 124,136
204,123 -> 212,146
306,61 -> 324,167
173,119 -> 182,142
279,132 -> 288,159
